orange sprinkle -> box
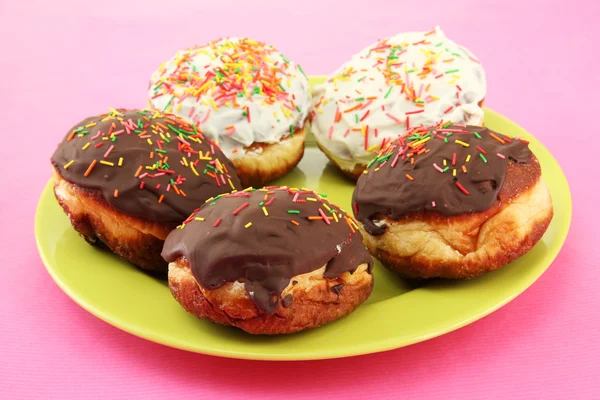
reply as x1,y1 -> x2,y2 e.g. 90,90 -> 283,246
462,165 -> 467,173
84,159 -> 97,177
173,185 -> 181,195
114,189 -> 119,198
490,133 -> 506,144
134,165 -> 143,177
406,174 -> 414,181
411,157 -> 415,165
291,220 -> 300,226
158,194 -> 165,204
150,152 -> 154,159
67,131 -> 76,142
264,194 -> 268,201
343,103 -> 363,113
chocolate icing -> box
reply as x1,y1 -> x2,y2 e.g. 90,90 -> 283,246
51,109 -> 242,224
352,124 -> 533,235
162,187 -> 373,313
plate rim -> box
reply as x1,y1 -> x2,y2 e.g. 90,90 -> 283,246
35,103 -> 572,361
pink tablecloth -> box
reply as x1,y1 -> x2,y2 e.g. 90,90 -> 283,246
1,1 -> 597,398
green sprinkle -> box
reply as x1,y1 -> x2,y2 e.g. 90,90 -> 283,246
74,126 -> 84,132
153,82 -> 164,90
329,209 -> 336,214
206,164 -> 216,171
81,130 -> 89,135
451,52 -> 461,57
367,157 -> 378,169
170,179 -> 176,185
279,83 -> 286,92
258,201 -> 265,207
357,76 -> 367,82
435,42 -> 443,47
445,69 -> 459,74
164,95 -> 174,111
355,114 -> 359,124
296,106 -> 301,112
287,210 -> 300,214
155,149 -> 167,154
203,169 -> 207,174
474,132 -> 482,139
442,166 -> 450,173
242,110 -> 248,116
210,202 -> 216,206
298,64 -> 306,77
237,92 -> 245,98
384,87 -> 393,99
111,136 -> 117,142
319,193 -> 328,198
406,69 -> 414,73
290,125 -> 294,137
446,132 -> 453,137
480,153 -> 488,163
444,137 -> 449,143
355,97 -> 365,101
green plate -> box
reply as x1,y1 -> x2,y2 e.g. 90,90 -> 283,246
35,77 -> 572,360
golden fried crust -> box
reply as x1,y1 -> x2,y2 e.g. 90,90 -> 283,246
168,259 -> 373,334
316,99 -> 486,181
232,129 -> 305,188
51,167 -> 172,272
360,176 -> 553,279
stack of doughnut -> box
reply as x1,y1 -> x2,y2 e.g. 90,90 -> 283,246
49,29 -> 554,335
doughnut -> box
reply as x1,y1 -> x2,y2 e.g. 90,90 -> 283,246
352,123 -> 553,279
148,37 -> 311,188
162,186 -> 373,334
311,26 -> 486,179
50,108 -> 242,272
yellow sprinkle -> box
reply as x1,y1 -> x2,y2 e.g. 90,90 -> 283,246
244,222 -> 253,228
443,159 -> 447,166
466,154 -> 472,162
82,142 -> 91,150
361,124 -> 366,137
210,98 -> 218,111
430,95 -> 440,100
205,197 -> 214,203
102,137 -> 109,141
146,138 -> 153,145
100,160 -> 114,166
228,178 -> 236,190
411,136 -> 431,148
63,160 -> 75,169
191,163 -> 199,176
363,170 -> 369,174
195,217 -> 205,221
453,169 -> 457,176
262,207 -> 269,216
85,122 -> 97,128
306,197 -> 317,202
367,144 -> 378,152
323,204 -> 331,211
182,157 -> 189,166
118,157 -> 123,167
332,212 -> 339,223
374,167 -> 380,172
455,140 -> 470,147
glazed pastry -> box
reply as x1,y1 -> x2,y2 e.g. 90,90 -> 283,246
148,37 -> 311,188
311,26 -> 486,179
51,108 -> 242,272
162,186 -> 373,334
352,123 -> 553,279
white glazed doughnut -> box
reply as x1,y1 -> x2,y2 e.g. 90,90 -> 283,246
311,26 -> 486,176
148,37 -> 311,160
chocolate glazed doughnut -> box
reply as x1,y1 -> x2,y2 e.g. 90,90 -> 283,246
51,108 -> 242,272
352,123 -> 553,279
162,187 -> 374,334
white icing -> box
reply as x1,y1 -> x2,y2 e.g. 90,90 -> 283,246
311,27 -> 486,168
148,38 -> 311,158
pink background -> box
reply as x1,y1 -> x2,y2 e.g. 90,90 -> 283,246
1,0 -> 598,398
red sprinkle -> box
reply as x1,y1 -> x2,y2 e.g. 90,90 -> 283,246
476,145 -> 487,154
455,182 -> 470,195
213,218 -> 222,227
232,201 -> 249,215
